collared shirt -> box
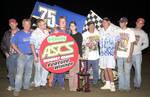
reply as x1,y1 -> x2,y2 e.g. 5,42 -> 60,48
99,25 -> 120,56
30,28 -> 49,53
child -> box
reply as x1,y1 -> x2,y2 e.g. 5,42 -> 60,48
48,73 -> 53,87
52,73 -> 65,90
51,25 -> 65,90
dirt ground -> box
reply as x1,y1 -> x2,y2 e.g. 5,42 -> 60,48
0,52 -> 150,97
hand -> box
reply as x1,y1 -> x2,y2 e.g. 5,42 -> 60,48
19,52 -> 24,56
78,54 -> 82,59
114,54 -> 117,60
127,56 -> 132,63
114,51 -> 117,60
133,41 -> 137,45
5,53 -> 9,58
34,56 -> 39,63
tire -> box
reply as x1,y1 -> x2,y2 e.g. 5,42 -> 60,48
100,69 -> 118,83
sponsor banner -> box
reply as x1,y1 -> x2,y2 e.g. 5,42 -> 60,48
39,32 -> 79,73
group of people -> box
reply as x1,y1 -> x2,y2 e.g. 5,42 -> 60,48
82,17 -> 149,92
1,16 -> 149,96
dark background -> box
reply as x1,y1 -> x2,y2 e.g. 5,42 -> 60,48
0,0 -> 149,52
0,1 -> 150,97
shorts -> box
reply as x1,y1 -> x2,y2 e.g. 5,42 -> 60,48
99,56 -> 116,69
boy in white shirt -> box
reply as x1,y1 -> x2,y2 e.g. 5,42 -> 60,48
82,21 -> 100,85
116,17 -> 135,91
99,17 -> 120,92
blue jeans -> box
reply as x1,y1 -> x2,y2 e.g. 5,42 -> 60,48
88,59 -> 99,84
52,73 -> 65,87
14,54 -> 33,92
117,58 -> 132,90
6,53 -> 18,88
132,54 -> 142,88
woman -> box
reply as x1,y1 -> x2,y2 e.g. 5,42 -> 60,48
69,21 -> 83,91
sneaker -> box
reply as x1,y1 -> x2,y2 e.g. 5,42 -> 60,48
13,91 -> 19,97
61,87 -> 65,90
110,84 -> 116,92
30,81 -> 35,87
134,87 -> 141,90
7,86 -> 14,91
40,85 -> 47,89
70,89 -> 76,92
100,84 -> 111,90
23,87 -> 33,91
27,87 -> 33,90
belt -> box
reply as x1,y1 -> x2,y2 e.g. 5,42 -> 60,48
24,53 -> 33,55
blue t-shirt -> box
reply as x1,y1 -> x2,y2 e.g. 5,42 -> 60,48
11,30 -> 32,54
99,31 -> 120,56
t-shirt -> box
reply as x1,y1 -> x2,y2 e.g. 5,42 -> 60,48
70,32 -> 83,57
131,28 -> 149,55
116,28 -> 135,58
30,28 -> 49,53
11,30 -> 32,54
82,29 -> 100,60
99,25 -> 120,56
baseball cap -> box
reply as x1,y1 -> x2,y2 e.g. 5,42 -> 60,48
9,18 -> 17,24
119,17 -> 128,23
103,17 -> 110,21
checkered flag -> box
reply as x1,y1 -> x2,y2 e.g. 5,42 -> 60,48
82,10 -> 103,32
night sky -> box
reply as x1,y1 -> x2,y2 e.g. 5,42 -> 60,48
0,0 -> 150,40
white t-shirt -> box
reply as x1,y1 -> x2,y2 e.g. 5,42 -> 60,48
131,28 -> 149,55
82,29 -> 100,60
116,28 -> 135,58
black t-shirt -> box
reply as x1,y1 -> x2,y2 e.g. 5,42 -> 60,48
70,32 -> 83,57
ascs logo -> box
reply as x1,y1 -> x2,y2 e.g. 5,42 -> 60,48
39,32 -> 79,73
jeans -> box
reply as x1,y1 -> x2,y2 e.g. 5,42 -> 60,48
117,57 -> 132,90
34,61 -> 48,87
88,59 -> 99,84
6,53 -> 18,88
132,54 -> 142,88
14,54 -> 33,92
52,73 -> 65,87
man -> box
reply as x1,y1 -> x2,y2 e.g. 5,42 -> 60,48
59,16 -> 67,31
82,21 -> 100,85
1,18 -> 19,91
99,18 -> 119,92
30,19 -> 49,88
11,19 -> 33,96
58,16 -> 69,34
132,18 -> 149,89
116,17 -> 135,91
